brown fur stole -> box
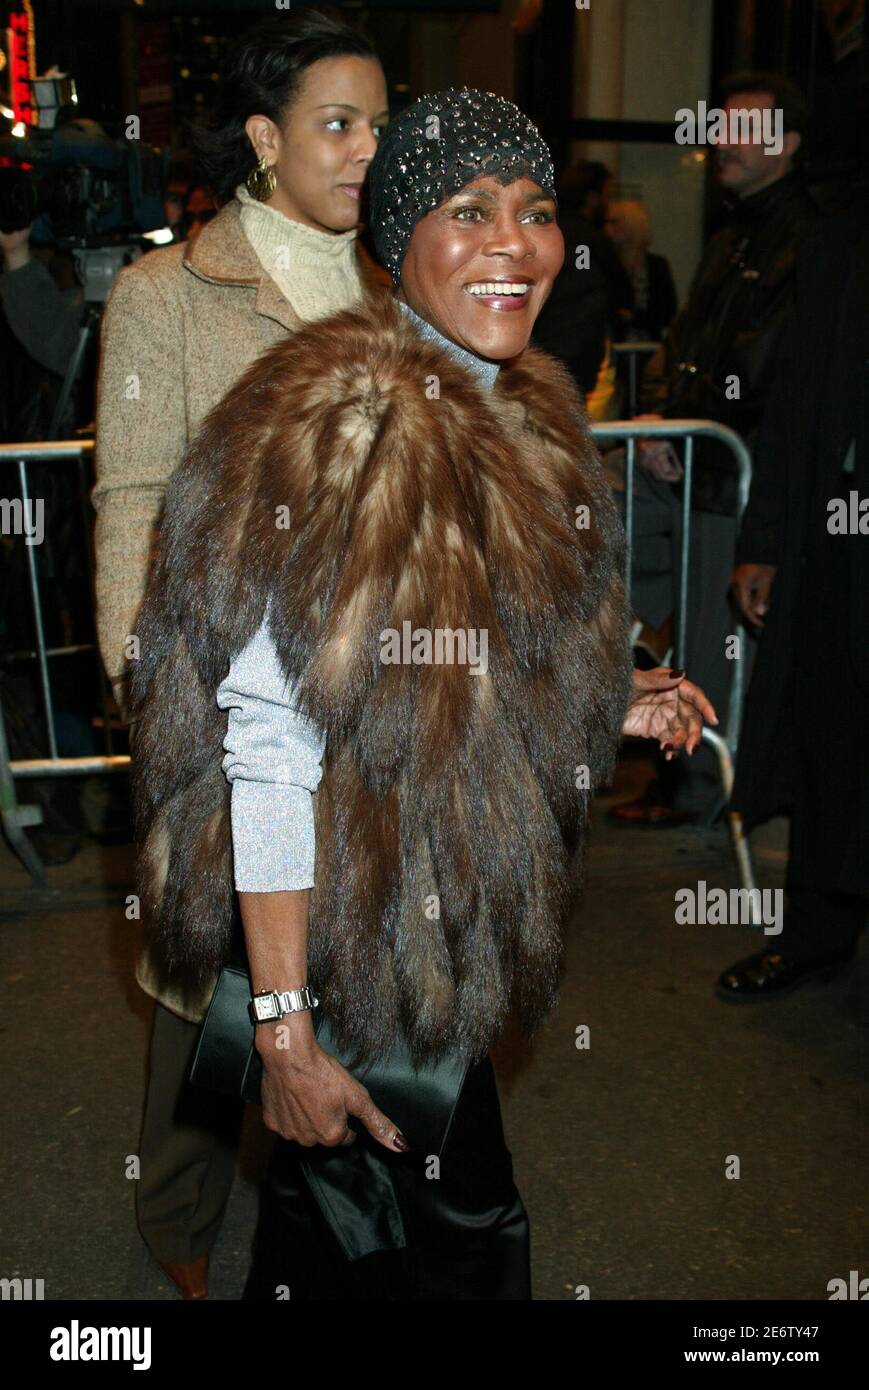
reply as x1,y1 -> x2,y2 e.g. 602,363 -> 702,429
130,292 -> 633,1066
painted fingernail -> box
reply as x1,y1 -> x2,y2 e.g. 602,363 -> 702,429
669,669 -> 685,679
393,1131 -> 410,1152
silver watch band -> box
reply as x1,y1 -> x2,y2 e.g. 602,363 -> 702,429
249,985 -> 320,1025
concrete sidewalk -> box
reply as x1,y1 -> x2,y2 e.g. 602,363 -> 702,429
1,753 -> 866,1300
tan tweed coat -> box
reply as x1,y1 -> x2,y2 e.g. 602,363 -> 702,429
92,198 -> 384,1021
92,197 -> 385,693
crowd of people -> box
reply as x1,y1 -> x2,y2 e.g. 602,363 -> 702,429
0,7 -> 865,1301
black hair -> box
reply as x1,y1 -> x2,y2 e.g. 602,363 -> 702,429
718,69 -> 809,158
555,159 -> 612,214
190,9 -> 379,204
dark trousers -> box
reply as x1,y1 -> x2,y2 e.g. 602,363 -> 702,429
243,1054 -> 532,1301
136,1003 -> 243,1265
777,511 -> 868,962
781,676 -> 868,961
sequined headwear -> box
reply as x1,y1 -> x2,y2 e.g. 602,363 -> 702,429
369,87 -> 557,285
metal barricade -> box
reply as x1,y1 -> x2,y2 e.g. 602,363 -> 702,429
611,340 -> 660,416
591,418 -> 758,904
0,440 -> 129,888
1,429 -> 757,904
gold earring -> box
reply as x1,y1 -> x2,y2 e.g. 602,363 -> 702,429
246,154 -> 277,202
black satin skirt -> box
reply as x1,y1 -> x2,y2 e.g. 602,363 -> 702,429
243,1054 -> 532,1301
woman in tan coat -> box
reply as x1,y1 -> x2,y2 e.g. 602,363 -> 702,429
92,9 -> 389,1298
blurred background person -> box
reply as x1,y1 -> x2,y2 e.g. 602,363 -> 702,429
1,166 -> 91,864
561,159 -> 634,337
608,70 -> 816,829
533,158 -> 633,420
0,168 -> 84,440
181,183 -> 220,241
605,197 -> 677,343
719,187 -> 869,1002
575,158 -> 614,229
161,164 -> 192,244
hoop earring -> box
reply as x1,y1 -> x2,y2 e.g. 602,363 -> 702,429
246,154 -> 277,202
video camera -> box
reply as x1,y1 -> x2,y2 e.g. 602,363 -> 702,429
0,81 -> 168,302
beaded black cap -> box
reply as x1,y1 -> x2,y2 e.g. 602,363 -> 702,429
369,87 -> 557,285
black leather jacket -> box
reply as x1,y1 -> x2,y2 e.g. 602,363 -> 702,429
640,171 -> 817,514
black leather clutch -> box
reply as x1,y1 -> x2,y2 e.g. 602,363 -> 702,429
189,965 -> 469,1157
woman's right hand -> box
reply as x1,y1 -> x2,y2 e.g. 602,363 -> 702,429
255,1012 -> 409,1153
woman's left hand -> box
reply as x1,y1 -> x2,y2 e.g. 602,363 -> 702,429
622,667 -> 719,759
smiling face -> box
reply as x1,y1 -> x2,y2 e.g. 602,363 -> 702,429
244,54 -> 389,233
396,175 -> 564,361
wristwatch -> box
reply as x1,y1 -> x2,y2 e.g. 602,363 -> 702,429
248,985 -> 320,1025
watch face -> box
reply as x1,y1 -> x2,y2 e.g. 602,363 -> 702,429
253,995 -> 277,1022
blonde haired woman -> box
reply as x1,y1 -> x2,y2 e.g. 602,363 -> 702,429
605,197 -> 676,343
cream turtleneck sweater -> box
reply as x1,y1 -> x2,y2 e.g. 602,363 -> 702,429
234,181 -> 362,323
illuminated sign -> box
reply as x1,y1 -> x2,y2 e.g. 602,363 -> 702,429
7,2 -> 36,127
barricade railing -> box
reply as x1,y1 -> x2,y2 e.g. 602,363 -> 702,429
611,340 -> 660,416
591,418 -> 758,905
1,428 -> 757,904
0,440 -> 128,888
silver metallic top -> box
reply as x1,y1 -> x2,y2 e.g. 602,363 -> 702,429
397,300 -> 500,391
217,298 -> 500,891
216,603 -> 326,892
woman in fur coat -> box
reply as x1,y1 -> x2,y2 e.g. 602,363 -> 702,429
130,88 -> 716,1300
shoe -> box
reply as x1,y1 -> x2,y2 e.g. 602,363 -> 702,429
157,1253 -> 209,1299
607,794 -> 695,828
715,948 -> 855,1003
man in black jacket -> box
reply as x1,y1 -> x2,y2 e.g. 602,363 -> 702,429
716,192 -> 869,1000
609,72 -> 816,826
